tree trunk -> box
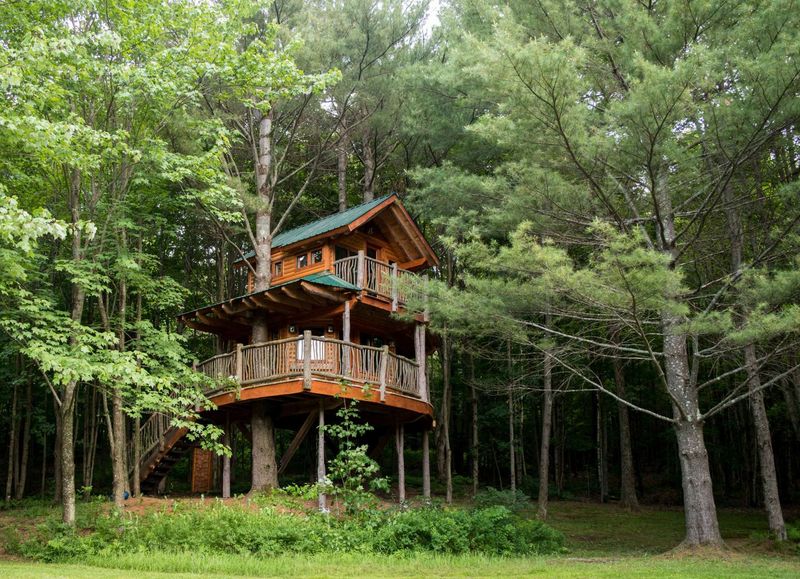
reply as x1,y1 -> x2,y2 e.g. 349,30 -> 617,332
14,378 -> 32,500
537,349 -> 553,519
338,134 -> 348,212
596,393 -> 608,503
111,233 -> 128,510
61,167 -> 86,525
744,344 -> 786,540
250,402 -> 278,493
613,357 -> 639,509
362,131 -> 376,202
723,179 -> 785,540
442,337 -> 453,503
436,337 -> 452,482
673,418 -> 723,547
5,381 -> 18,502
656,172 -> 722,547
470,355 -> 479,497
53,396 -> 62,503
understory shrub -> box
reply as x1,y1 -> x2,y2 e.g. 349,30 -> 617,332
15,501 -> 564,562
474,487 -> 533,512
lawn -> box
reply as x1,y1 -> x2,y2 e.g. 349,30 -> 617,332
1,499 -> 798,577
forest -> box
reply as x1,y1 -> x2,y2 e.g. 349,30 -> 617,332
2,0 -> 800,577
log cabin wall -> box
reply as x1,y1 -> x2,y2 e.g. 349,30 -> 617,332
244,224 -> 403,291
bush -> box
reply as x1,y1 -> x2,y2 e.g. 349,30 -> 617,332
15,501 -> 563,562
376,505 -> 564,555
474,487 -> 532,512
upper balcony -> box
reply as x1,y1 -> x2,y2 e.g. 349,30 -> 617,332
332,252 -> 418,311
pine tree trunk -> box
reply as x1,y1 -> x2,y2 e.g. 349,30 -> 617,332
442,337 -> 453,503
537,349 -> 553,519
673,418 -> 723,547
744,344 -> 786,540
436,337 -> 452,483
14,379 -> 32,500
250,402 -> 278,493
613,357 -> 639,509
470,356 -> 479,497
596,393 -> 608,503
723,179 -> 785,540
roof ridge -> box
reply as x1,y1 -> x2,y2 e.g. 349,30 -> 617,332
237,193 -> 397,261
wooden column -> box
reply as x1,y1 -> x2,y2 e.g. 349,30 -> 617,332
222,413 -> 231,499
234,343 -> 243,381
317,401 -> 327,512
415,323 -> 428,402
422,429 -> 431,499
396,423 -> 405,504
391,263 -> 399,312
342,301 -> 351,342
342,301 -> 351,376
303,330 -> 312,390
379,345 -> 389,401
356,250 -> 366,289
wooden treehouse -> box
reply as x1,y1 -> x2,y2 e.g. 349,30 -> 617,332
127,194 -> 438,501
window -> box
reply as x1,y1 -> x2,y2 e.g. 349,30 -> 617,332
274,260 -> 283,277
311,248 -> 323,264
296,327 -> 325,360
335,245 -> 356,261
296,253 -> 308,269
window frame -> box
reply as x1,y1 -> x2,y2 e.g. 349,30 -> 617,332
296,253 -> 309,269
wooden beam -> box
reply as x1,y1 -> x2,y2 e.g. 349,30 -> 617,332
398,257 -> 428,271
196,313 -> 251,335
254,291 -> 308,311
279,398 -> 341,418
390,202 -> 440,267
376,213 -> 413,262
299,281 -> 348,303
347,195 -> 397,232
278,410 -> 317,474
283,285 -> 325,306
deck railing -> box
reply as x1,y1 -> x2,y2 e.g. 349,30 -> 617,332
196,334 -> 426,401
126,411 -> 172,478
333,253 -> 417,309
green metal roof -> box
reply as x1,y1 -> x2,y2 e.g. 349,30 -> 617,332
300,271 -> 359,290
239,194 -> 394,261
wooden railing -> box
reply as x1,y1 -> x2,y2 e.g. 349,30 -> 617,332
197,334 -> 426,401
333,253 -> 417,310
127,411 -> 172,477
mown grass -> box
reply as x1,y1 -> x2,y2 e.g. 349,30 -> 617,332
1,552 -> 799,578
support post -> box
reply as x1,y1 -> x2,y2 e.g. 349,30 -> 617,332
422,429 -> 431,500
342,301 -> 351,342
303,330 -> 312,390
379,345 -> 389,402
396,423 -> 405,504
415,324 -> 428,402
356,250 -> 366,289
391,263 -> 399,312
317,401 -> 327,512
222,413 -> 231,499
234,343 -> 243,381
342,301 -> 351,376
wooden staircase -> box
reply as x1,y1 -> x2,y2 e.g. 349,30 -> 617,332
128,413 -> 192,494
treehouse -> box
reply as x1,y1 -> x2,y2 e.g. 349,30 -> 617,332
128,194 -> 438,500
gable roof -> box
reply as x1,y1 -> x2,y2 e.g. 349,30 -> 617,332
239,194 -> 394,262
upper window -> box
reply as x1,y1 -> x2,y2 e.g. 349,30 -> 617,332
311,248 -> 323,264
274,260 -> 283,277
335,245 -> 356,261
296,253 -> 309,269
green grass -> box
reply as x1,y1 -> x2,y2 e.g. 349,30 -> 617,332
1,553 -> 799,578
2,499 -> 799,577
